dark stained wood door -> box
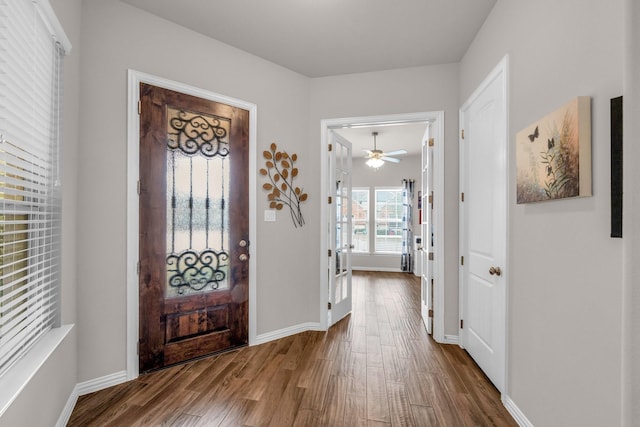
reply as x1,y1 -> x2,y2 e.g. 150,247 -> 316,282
139,83 -> 249,372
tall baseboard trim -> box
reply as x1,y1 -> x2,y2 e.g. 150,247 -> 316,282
352,267 -> 403,272
55,385 -> 79,427
502,395 -> 534,427
442,334 -> 459,345
76,370 -> 128,396
57,370 -> 128,426
254,322 -> 324,345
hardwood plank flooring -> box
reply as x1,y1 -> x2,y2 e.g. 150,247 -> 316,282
67,271 -> 517,427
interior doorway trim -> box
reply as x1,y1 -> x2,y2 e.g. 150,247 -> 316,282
320,111 -> 446,342
126,70 -> 257,380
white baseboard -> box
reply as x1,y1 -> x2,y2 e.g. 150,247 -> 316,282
76,370 -> 128,396
254,322 -> 324,345
56,371 -> 128,426
352,267 -> 403,272
502,394 -> 534,427
442,334 -> 459,344
55,385 -> 78,427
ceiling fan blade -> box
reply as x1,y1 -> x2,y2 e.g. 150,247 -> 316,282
362,148 -> 373,153
381,156 -> 401,163
383,149 -> 408,156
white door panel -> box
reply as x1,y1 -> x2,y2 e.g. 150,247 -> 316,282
420,124 -> 433,334
460,57 -> 508,393
329,131 -> 353,326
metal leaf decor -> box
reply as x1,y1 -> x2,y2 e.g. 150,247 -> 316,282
260,142 -> 307,227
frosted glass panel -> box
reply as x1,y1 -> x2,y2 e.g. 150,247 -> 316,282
165,107 -> 231,297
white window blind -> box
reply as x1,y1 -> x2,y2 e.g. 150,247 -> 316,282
0,0 -> 68,378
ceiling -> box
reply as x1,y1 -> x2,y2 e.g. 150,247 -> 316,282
121,0 -> 495,160
121,0 -> 497,78
335,123 -> 427,160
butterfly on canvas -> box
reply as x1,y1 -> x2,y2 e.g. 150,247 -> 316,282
547,137 -> 555,150
528,125 -> 539,142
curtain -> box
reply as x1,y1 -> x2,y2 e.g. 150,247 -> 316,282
400,179 -> 414,272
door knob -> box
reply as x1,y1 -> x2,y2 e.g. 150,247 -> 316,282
239,254 -> 248,262
239,240 -> 248,247
489,266 -> 502,276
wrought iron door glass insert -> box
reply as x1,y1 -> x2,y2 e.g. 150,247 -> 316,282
166,107 -> 230,296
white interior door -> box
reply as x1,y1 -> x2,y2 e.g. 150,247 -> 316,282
420,124 -> 433,334
460,58 -> 508,393
328,131 -> 353,327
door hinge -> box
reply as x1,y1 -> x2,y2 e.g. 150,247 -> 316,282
460,256 -> 464,266
137,180 -> 141,195
138,100 -> 141,115
428,138 -> 434,147
460,319 -> 464,329
428,309 -> 434,318
431,278 -> 434,286
328,302 -> 332,310
428,252 -> 434,261
328,196 -> 332,204
328,143 -> 333,152
137,261 -> 140,275
429,192 -> 433,206
461,192 -> 465,202
461,129 -> 465,139
328,249 -> 332,257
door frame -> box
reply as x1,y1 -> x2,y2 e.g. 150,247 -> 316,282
126,70 -> 257,380
458,55 -> 509,394
320,111 -> 445,341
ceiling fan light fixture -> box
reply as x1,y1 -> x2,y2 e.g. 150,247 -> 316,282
366,157 -> 384,168
366,131 -> 385,168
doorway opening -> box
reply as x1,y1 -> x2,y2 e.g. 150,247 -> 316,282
320,111 -> 446,342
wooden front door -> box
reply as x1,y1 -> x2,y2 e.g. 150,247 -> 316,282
138,83 -> 249,373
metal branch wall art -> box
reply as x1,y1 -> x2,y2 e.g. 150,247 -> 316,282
260,143 -> 308,227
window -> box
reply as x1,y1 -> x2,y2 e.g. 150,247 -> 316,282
375,188 -> 403,253
351,188 -> 369,252
0,0 -> 68,378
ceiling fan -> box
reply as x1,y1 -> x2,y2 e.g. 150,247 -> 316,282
364,131 -> 407,168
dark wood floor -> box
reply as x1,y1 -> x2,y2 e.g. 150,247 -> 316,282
68,271 -> 517,426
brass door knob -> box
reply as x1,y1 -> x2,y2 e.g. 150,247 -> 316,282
489,266 -> 502,276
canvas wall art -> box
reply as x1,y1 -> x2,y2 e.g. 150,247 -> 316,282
516,96 -> 592,204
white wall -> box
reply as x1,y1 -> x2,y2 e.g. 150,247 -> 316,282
310,64 -> 461,335
460,1 -> 624,425
76,0 -> 315,382
624,0 -> 640,425
351,154 -> 421,271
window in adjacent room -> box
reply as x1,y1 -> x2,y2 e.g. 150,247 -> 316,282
374,188 -> 403,253
351,188 -> 369,253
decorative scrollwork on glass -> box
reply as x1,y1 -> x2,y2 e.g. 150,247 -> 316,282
167,108 -> 230,158
166,249 -> 229,294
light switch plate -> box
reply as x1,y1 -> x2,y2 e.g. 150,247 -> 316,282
264,209 -> 276,222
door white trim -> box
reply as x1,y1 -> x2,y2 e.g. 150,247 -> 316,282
458,55 -> 510,394
320,112 -> 445,342
126,70 -> 257,380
